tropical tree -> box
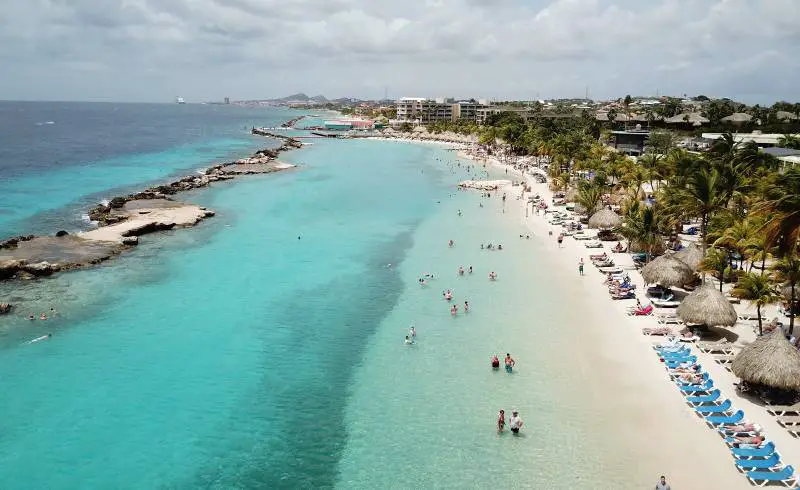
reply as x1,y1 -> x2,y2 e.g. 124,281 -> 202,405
712,217 -> 762,271
676,167 -> 727,257
773,253 -> 800,335
615,202 -> 663,260
777,135 -> 800,149
756,166 -> 800,256
576,182 -> 603,216
732,272 -> 781,336
700,247 -> 730,292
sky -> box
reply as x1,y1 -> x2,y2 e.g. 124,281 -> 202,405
0,0 -> 798,104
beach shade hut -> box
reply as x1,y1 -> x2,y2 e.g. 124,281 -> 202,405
641,255 -> 695,287
676,284 -> 738,328
588,208 -> 621,230
732,331 -> 800,391
664,113 -> 710,125
675,243 -> 704,271
721,112 -> 753,124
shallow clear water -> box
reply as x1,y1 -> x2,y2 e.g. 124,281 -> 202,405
0,109 -> 626,488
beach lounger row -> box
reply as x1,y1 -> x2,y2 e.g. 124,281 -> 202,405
652,344 -> 799,487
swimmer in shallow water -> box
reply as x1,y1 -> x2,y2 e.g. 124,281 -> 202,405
28,333 -> 52,344
404,335 -> 415,345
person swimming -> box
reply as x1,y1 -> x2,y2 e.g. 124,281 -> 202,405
489,271 -> 497,281
491,355 -> 500,369
450,304 -> 458,315
444,290 -> 453,301
464,300 -> 469,312
404,335 -> 415,345
458,266 -> 464,276
448,239 -> 454,247
28,333 -> 52,344
468,266 -> 473,274
40,313 -> 47,320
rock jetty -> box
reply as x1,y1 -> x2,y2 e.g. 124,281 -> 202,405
0,138 -> 302,282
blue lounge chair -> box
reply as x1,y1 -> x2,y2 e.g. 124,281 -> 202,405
658,349 -> 691,358
694,399 -> 731,414
685,389 -> 720,406
664,357 -> 697,368
735,453 -> 782,471
706,410 -> 744,426
680,380 -> 713,393
746,465 -> 797,487
732,442 -> 775,459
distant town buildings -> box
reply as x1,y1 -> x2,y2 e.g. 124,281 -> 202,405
224,97 -> 230,105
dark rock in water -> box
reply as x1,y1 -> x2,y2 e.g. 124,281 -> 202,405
109,197 -> 127,209
0,303 -> 11,314
121,236 -> 139,246
55,230 -> 69,237
0,259 -> 22,279
22,261 -> 57,276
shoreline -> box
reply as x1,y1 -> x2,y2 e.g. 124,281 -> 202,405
454,150 -> 779,488
0,136 -> 303,282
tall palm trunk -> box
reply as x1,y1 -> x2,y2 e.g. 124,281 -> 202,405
791,282 -> 796,336
757,304 -> 763,336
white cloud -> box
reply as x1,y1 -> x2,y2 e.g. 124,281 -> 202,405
0,0 -> 797,102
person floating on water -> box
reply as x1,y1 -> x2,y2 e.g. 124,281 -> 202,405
489,271 -> 497,281
491,355 -> 500,369
497,409 -> 506,432
40,313 -> 47,320
28,314 -> 35,321
444,289 -> 453,301
505,353 -> 515,373
448,239 -> 454,247
509,410 -> 523,434
404,335 -> 414,345
419,278 -> 427,286
28,333 -> 52,344
457,210 -> 462,216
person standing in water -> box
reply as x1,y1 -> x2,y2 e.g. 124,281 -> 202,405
491,355 -> 500,368
468,266 -> 473,274
505,353 -> 515,372
497,409 -> 506,432
509,411 -> 523,434
409,325 -> 416,338
464,300 -> 469,312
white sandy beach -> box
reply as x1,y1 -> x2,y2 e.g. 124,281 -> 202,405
460,152 -> 794,489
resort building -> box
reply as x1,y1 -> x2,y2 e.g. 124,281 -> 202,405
701,131 -> 800,148
395,97 -> 489,125
609,128 -> 650,156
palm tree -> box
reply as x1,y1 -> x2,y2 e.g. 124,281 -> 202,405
680,167 -> 727,258
576,182 -> 603,216
756,166 -> 800,256
772,253 -> 800,335
777,135 -> 800,150
700,247 -> 730,292
615,202 -> 663,260
713,217 -> 762,271
732,272 -> 781,335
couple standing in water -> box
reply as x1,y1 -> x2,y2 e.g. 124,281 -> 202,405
497,409 -> 523,434
491,353 -> 515,372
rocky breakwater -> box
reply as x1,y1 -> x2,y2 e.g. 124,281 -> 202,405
0,140 -> 302,282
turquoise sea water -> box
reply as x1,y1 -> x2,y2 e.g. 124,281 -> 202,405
0,118 -> 624,487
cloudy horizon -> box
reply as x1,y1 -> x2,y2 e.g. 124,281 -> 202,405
1,0 -> 798,104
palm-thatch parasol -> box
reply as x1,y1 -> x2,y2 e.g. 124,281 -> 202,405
676,284 -> 738,327
675,243 -> 704,271
732,331 -> 800,390
588,208 -> 621,230
641,255 -> 695,287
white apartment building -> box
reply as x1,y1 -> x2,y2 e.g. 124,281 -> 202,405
395,97 -> 488,125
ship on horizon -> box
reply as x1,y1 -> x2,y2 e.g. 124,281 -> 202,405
175,96 -> 186,104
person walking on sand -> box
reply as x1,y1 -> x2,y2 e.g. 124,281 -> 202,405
655,475 -> 670,490
557,233 -> 564,247
578,258 -> 584,276
497,409 -> 506,432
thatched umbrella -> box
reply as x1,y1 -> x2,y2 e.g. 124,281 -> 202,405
675,243 -> 704,271
676,284 -> 738,327
732,331 -> 800,391
588,208 -> 621,230
641,255 -> 695,287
